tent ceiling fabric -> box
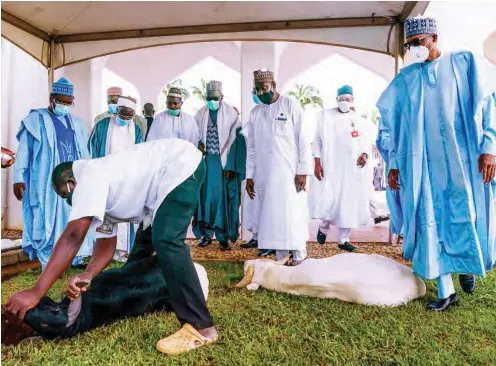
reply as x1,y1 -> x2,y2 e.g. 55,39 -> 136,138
1,1 -> 428,69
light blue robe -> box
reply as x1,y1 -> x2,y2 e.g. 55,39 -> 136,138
377,51 -> 496,280
88,117 -> 143,248
376,118 -> 403,235
14,108 -> 95,268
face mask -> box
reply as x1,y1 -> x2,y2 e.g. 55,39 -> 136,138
65,182 -> 73,206
168,109 -> 180,116
258,92 -> 274,105
53,103 -> 70,116
252,94 -> 261,105
409,45 -> 431,63
207,100 -> 220,111
108,104 -> 118,114
116,116 -> 131,126
338,101 -> 351,113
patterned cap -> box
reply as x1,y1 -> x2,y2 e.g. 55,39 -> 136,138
52,77 -> 74,96
107,87 -> 122,96
404,16 -> 437,38
337,85 -> 353,96
253,69 -> 274,83
206,80 -> 222,93
167,87 -> 183,99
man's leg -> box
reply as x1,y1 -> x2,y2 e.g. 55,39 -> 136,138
197,223 -> 214,247
152,161 -> 217,354
317,220 -> 331,244
427,273 -> 458,311
338,228 -> 356,252
126,223 -> 154,264
370,198 -> 390,224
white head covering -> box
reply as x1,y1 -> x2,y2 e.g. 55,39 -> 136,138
117,97 -> 137,110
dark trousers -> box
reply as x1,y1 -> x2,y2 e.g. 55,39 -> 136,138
127,160 -> 213,329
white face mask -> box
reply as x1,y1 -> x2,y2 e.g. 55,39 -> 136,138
338,101 -> 351,113
409,45 -> 431,63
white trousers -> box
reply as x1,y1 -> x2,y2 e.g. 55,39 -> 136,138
369,198 -> 384,219
319,221 -> 352,244
437,273 -> 455,299
276,248 -> 308,261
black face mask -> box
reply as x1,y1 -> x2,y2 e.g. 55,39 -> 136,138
65,192 -> 73,206
258,91 -> 274,105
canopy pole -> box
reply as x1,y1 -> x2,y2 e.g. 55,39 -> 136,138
48,40 -> 55,91
389,22 -> 402,245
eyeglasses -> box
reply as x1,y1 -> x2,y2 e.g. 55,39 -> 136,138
403,35 -> 431,50
117,113 -> 134,120
54,100 -> 74,107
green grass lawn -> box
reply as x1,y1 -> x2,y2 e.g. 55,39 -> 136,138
2,261 -> 496,366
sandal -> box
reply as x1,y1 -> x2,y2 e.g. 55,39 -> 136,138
156,324 -> 218,356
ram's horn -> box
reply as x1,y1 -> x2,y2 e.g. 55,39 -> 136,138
235,266 -> 254,288
275,254 -> 292,266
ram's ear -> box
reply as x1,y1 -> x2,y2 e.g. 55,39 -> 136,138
275,254 -> 291,266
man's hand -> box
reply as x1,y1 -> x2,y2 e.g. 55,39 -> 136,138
67,272 -> 92,301
246,179 -> 256,199
357,153 -> 368,168
1,147 -> 15,168
388,169 -> 400,190
479,154 -> 496,184
13,183 -> 26,201
199,142 -> 206,154
225,170 -> 235,180
314,159 -> 324,181
6,288 -> 43,320
295,175 -> 307,192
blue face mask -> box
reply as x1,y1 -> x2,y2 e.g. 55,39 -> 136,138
207,100 -> 220,111
53,103 -> 70,116
168,109 -> 180,116
108,104 -> 118,114
116,116 -> 131,126
252,94 -> 261,105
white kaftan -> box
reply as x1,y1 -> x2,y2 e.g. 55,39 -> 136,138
146,110 -> 199,145
105,118 -> 136,261
309,108 -> 373,228
69,140 -> 202,231
243,95 -> 313,252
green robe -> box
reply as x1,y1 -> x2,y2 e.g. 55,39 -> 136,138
193,127 -> 246,242
88,117 -> 143,247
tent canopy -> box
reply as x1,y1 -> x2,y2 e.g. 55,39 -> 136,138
1,1 -> 428,70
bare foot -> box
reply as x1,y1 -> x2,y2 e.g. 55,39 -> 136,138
197,326 -> 218,340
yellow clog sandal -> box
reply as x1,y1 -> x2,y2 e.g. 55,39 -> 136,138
156,324 -> 218,356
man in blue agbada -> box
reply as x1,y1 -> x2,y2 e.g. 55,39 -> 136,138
13,77 -> 95,269
377,15 -> 496,311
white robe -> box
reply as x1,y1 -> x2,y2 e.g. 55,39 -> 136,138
146,110 -> 199,145
309,108 -> 373,228
195,103 -> 241,168
106,118 -> 137,260
243,96 -> 313,251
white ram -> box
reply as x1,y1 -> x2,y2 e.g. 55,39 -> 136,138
236,253 -> 426,306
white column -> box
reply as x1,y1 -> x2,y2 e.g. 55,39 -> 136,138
62,61 -> 94,131
240,42 -> 276,123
